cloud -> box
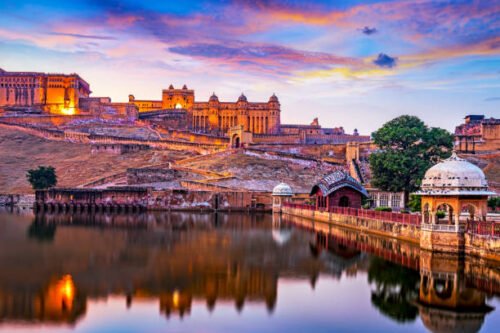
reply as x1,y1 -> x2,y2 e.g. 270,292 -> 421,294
484,97 -> 500,102
373,53 -> 397,68
46,32 -> 117,40
168,42 -> 364,75
361,26 -> 377,35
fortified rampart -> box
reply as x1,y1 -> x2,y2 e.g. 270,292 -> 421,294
0,121 -> 226,154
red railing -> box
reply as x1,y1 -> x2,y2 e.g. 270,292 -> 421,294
283,203 -> 421,226
466,220 -> 500,238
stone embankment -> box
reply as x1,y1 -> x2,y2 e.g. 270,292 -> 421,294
0,194 -> 35,207
282,204 -> 500,262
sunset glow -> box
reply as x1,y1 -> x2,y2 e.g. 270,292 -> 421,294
0,1 -> 498,132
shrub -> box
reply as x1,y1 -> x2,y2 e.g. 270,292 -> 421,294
375,207 -> 392,212
26,166 -> 57,190
436,211 -> 446,219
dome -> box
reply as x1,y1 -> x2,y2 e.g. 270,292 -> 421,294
269,93 -> 279,102
272,182 -> 293,197
182,84 -> 187,90
418,152 -> 494,196
238,93 -> 247,102
209,93 -> 218,102
168,84 -> 174,89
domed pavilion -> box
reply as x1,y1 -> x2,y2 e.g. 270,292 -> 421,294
272,182 -> 293,213
417,152 -> 494,225
415,152 -> 495,253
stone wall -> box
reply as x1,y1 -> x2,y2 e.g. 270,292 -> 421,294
149,190 -> 271,211
0,194 -> 35,207
35,187 -> 272,212
282,206 -> 420,243
465,233 -> 500,261
127,168 -> 191,184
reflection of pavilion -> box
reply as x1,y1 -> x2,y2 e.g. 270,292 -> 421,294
417,252 -> 493,333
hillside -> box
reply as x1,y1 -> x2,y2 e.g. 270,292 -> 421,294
0,127 -> 195,194
462,152 -> 500,193
182,150 -> 339,193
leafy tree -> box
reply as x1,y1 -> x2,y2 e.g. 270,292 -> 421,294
369,116 -> 453,205
408,195 -> 421,213
488,197 -> 499,211
26,166 -> 57,190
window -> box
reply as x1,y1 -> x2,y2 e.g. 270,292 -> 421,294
379,193 -> 389,207
391,194 -> 401,208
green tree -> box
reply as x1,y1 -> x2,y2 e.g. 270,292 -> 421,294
488,197 -> 499,211
408,195 -> 421,213
26,166 -> 57,190
369,116 -> 453,206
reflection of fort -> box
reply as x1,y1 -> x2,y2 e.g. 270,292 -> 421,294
0,212 -> 499,328
0,212 -> 358,325
0,275 -> 86,325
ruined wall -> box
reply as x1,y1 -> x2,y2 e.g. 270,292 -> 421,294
127,168 -> 187,184
168,129 -> 229,145
149,190 -> 271,211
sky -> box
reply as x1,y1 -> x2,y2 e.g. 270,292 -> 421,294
0,0 -> 499,134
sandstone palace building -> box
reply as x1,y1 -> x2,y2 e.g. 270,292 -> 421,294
0,68 -> 91,115
0,68 -> 367,144
129,85 -> 280,135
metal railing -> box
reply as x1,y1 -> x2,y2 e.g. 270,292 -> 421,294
466,220 -> 500,238
421,223 -> 465,233
283,203 -> 421,226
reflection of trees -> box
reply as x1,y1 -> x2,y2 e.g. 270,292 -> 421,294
27,215 -> 56,242
368,257 -> 419,323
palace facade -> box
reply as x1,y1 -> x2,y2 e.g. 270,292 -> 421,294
0,69 -> 368,142
455,115 -> 500,153
0,68 -> 91,115
129,84 -> 281,135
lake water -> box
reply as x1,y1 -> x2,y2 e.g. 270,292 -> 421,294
0,209 -> 499,333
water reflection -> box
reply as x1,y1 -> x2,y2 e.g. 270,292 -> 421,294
0,210 -> 498,332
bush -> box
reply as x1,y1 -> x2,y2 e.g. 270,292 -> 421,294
436,211 -> 446,219
400,209 -> 410,214
26,166 -> 57,190
488,197 -> 499,211
375,207 -> 392,212
408,195 -> 421,213
362,203 -> 371,209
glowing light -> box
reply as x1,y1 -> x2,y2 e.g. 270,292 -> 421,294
58,274 -> 75,301
172,290 -> 180,307
61,107 -> 76,115
175,103 -> 183,109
